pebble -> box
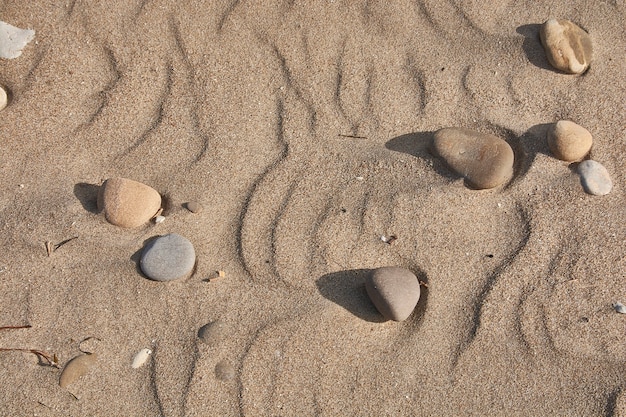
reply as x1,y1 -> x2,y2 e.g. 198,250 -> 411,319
547,120 -> 592,161
140,233 -> 196,281
97,178 -> 161,228
431,127 -> 514,189
365,267 -> 420,322
131,348 -> 152,368
59,353 -> 98,388
198,320 -> 227,347
214,360 -> 236,381
0,85 -> 7,112
539,19 -> 592,74
578,160 -> 612,196
186,201 -> 203,213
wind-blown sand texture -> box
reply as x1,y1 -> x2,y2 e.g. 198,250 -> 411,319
0,1 -> 624,416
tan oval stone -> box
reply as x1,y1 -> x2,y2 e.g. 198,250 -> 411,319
547,120 -> 592,161
97,178 -> 162,228
431,127 -> 514,189
365,267 -> 420,322
59,353 -> 97,388
539,19 -> 592,74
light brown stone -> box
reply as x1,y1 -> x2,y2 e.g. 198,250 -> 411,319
97,178 -> 162,228
365,267 -> 420,322
539,19 -> 592,74
547,120 -> 592,161
431,127 -> 514,189
59,353 -> 97,388
0,85 -> 7,112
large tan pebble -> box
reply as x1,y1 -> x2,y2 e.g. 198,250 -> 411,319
365,267 -> 420,322
59,353 -> 98,388
97,178 -> 161,228
0,85 -> 7,112
432,127 -> 514,189
547,120 -> 592,161
539,19 -> 592,74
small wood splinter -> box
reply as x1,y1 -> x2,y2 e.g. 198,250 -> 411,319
45,236 -> 79,256
208,270 -> 226,282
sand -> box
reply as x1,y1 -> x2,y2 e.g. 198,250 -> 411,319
0,1 -> 624,416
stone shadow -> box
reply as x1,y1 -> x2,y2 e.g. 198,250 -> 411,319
385,131 -> 461,183
316,269 -> 386,323
73,182 -> 101,213
516,24 -> 556,73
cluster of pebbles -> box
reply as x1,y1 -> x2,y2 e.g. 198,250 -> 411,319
48,18 -> 621,389
364,18 -> 613,323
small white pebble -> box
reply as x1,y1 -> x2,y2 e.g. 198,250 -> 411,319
132,348 -> 152,368
613,302 -> 626,314
380,236 -> 388,243
154,215 -> 165,224
356,176 -> 364,181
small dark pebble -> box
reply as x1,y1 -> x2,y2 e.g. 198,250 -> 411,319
198,320 -> 227,347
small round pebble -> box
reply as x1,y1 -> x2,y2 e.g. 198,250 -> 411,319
131,348 -> 152,369
578,160 -> 612,196
539,19 -> 592,74
613,302 -> 626,314
214,360 -> 236,381
365,267 -> 421,322
140,233 -> 196,281
186,201 -> 203,213
0,85 -> 8,112
432,127 -> 514,189
97,178 -> 162,228
198,320 -> 227,347
59,353 -> 98,388
547,120 -> 592,161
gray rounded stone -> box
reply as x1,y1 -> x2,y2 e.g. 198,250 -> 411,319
365,267 -> 420,322
432,127 -> 514,189
578,160 -> 612,196
140,233 -> 196,281
540,19 -> 592,74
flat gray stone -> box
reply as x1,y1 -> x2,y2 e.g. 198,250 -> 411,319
540,19 -> 592,74
578,160 -> 612,196
432,127 -> 514,189
140,233 -> 196,281
365,267 -> 420,322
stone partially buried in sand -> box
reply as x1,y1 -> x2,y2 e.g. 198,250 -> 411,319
578,160 -> 612,196
432,127 -> 514,189
539,19 -> 592,74
365,267 -> 420,322
140,233 -> 196,281
98,177 -> 161,228
59,353 -> 97,388
547,120 -> 592,161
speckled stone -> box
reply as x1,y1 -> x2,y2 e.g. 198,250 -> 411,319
547,120 -> 593,161
578,160 -> 612,196
540,19 -> 592,74
59,353 -> 98,388
140,233 -> 196,281
432,127 -> 514,189
365,267 -> 420,322
97,178 -> 161,228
